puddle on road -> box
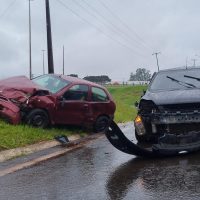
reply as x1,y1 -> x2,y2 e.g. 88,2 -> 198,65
106,153 -> 200,200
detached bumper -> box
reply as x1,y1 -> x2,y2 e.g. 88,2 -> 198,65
106,120 -> 200,157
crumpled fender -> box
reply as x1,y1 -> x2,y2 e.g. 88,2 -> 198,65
105,121 -> 200,157
0,96 -> 21,124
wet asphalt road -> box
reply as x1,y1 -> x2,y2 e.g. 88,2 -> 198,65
0,123 -> 200,200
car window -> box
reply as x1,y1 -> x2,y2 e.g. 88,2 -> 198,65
63,84 -> 89,101
33,75 -> 70,93
91,87 -> 108,102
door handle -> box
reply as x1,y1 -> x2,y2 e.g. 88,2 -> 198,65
83,104 -> 89,110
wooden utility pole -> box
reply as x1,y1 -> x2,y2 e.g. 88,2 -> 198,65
45,0 -> 54,74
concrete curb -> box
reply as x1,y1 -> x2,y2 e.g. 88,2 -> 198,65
0,133 -> 104,177
0,134 -> 81,163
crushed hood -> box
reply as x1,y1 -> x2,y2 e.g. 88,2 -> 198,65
143,89 -> 200,105
0,76 -> 49,103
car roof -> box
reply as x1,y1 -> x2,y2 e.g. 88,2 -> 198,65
48,74 -> 106,89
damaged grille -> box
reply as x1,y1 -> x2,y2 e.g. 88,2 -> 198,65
158,103 -> 200,113
151,103 -> 200,134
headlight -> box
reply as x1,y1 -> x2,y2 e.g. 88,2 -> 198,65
134,115 -> 146,135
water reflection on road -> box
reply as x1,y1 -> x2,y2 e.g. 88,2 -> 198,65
0,123 -> 200,200
106,154 -> 200,200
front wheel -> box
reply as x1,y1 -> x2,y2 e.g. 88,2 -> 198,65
26,109 -> 49,128
93,116 -> 110,133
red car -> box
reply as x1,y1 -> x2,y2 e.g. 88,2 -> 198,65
0,74 -> 116,132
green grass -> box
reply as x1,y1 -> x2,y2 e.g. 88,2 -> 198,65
0,85 -> 146,150
107,85 -> 147,123
0,121 -> 84,150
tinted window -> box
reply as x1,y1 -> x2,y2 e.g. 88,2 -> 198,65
63,84 -> 88,101
33,75 -> 70,94
92,87 -> 108,102
150,68 -> 200,91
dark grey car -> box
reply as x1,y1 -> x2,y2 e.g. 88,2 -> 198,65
134,67 -> 200,143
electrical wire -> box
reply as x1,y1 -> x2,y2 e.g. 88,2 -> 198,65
0,0 -> 17,20
56,0 -> 147,57
81,0 -> 150,52
98,0 -> 153,51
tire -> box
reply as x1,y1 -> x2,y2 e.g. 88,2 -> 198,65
94,116 -> 110,133
26,109 -> 49,128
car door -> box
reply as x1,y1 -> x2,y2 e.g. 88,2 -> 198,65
90,86 -> 110,118
55,84 -> 90,125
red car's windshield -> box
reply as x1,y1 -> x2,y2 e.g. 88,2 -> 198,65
32,75 -> 70,94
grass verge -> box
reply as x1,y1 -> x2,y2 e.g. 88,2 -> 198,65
0,121 -> 85,150
107,85 -> 147,123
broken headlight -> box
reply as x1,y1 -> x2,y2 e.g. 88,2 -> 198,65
139,100 -> 157,114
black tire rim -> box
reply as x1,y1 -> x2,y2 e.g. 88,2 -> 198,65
96,118 -> 108,132
31,114 -> 46,127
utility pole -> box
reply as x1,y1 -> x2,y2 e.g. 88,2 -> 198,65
191,59 -> 196,67
186,57 -> 188,69
45,0 -> 54,74
28,0 -> 34,79
42,50 -> 45,74
63,45 -> 65,75
152,52 -> 161,72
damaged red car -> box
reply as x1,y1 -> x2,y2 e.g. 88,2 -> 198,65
0,74 -> 116,132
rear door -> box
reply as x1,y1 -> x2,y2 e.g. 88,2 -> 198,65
89,86 -> 110,119
55,84 -> 90,125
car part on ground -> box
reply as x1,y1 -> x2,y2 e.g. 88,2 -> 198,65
135,67 -> 200,143
106,120 -> 200,157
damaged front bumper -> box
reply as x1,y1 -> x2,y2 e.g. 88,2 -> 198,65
106,120 -> 200,157
0,96 -> 21,124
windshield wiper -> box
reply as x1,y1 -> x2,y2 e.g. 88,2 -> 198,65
184,75 -> 200,81
166,76 -> 196,88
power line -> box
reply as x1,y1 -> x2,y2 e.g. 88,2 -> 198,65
98,0 -> 153,51
0,0 -> 17,20
79,0 -> 148,53
56,0 -> 146,57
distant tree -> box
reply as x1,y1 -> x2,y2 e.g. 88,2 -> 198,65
129,68 -> 151,81
68,74 -> 78,77
83,75 -> 111,84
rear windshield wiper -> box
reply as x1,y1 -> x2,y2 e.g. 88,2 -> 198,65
184,75 -> 200,81
166,76 -> 196,88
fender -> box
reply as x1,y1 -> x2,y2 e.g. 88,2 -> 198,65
105,121 -> 200,157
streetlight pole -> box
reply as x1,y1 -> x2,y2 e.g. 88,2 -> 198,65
191,59 -> 196,67
152,52 -> 161,72
28,0 -> 34,79
45,0 -> 54,74
42,50 -> 45,74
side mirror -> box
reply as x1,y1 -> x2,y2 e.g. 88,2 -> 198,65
143,90 -> 146,95
57,96 -> 64,101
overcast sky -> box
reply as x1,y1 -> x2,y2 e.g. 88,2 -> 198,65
0,0 -> 199,81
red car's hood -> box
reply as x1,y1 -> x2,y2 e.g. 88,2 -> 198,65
0,76 -> 49,102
